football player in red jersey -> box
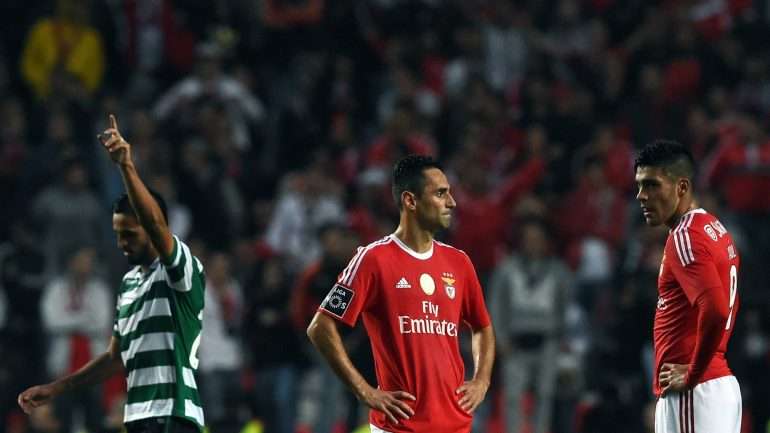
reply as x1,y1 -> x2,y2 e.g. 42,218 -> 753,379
635,140 -> 741,433
307,155 -> 495,433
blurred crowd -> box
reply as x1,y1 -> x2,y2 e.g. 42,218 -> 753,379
1,1 -> 769,433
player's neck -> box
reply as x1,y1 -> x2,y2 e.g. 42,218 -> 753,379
393,224 -> 434,253
140,252 -> 160,274
666,198 -> 699,228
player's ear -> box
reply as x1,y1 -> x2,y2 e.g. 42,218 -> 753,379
677,178 -> 691,197
402,191 -> 417,211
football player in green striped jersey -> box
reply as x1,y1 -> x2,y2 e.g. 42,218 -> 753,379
19,115 -> 206,433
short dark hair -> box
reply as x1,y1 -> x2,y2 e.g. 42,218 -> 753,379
112,190 -> 168,224
392,155 -> 443,209
634,139 -> 695,181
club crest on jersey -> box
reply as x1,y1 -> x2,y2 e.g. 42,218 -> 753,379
657,296 -> 668,310
420,273 -> 435,295
442,272 -> 456,299
704,224 -> 718,242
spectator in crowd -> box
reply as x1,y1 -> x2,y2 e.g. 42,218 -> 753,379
489,219 -> 571,433
26,108 -> 83,191
40,245 -> 112,433
148,173 -> 192,241
176,114 -> 246,250
480,0 -> 529,94
290,222 -> 363,433
264,158 -> 346,271
30,159 -> 105,279
199,251 -> 244,433
447,135 -> 546,282
20,0 -> 105,103
558,156 -> 627,315
119,0 -> 197,99
153,41 -> 264,151
245,255 -> 306,433
0,97 -> 30,239
366,99 -> 437,171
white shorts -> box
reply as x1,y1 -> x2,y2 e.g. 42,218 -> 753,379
655,375 -> 741,433
370,425 -> 390,433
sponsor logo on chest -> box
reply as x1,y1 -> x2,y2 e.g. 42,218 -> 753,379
419,273 -> 436,295
394,271 -> 459,336
398,300 -> 457,336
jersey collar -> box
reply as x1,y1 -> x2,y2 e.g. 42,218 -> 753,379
670,208 -> 707,232
138,258 -> 161,276
389,234 -> 434,260
680,208 -> 707,219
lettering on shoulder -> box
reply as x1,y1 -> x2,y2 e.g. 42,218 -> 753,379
711,220 -> 728,237
704,224 -> 718,241
321,284 -> 354,318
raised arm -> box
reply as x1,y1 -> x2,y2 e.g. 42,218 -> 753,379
307,312 -> 415,424
100,114 -> 174,259
493,156 -> 546,206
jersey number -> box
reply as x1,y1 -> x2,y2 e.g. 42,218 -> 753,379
725,265 -> 738,331
190,332 -> 201,369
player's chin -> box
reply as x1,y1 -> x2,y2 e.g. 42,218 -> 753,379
643,214 -> 661,226
125,252 -> 142,265
439,216 -> 452,229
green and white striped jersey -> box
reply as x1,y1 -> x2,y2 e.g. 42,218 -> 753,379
113,236 -> 205,428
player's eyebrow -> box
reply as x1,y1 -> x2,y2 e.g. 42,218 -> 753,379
637,178 -> 660,186
115,228 -> 140,235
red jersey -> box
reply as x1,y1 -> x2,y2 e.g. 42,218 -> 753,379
653,208 -> 740,396
319,234 -> 491,433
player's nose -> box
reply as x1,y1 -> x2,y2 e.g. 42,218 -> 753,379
636,188 -> 646,202
446,192 -> 457,208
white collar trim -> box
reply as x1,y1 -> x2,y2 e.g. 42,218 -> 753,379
682,208 -> 707,218
389,234 -> 434,260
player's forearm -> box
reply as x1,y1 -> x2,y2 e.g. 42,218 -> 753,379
471,325 -> 495,384
50,351 -> 124,395
307,314 -> 374,400
117,161 -> 172,249
687,293 -> 728,386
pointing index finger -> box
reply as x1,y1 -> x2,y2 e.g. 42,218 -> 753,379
109,114 -> 118,131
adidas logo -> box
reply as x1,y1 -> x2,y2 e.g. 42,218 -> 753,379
395,277 -> 411,289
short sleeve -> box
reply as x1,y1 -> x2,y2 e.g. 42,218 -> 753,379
460,254 -> 491,330
319,246 -> 377,327
162,235 -> 204,293
668,226 -> 723,305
